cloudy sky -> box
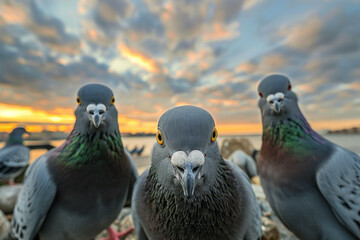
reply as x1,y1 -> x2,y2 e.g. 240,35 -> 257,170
0,0 -> 359,134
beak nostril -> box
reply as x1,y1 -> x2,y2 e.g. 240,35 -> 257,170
177,166 -> 184,173
193,166 -> 199,172
278,98 -> 283,102
168,154 -> 172,158
269,100 -> 274,104
99,110 -> 105,115
89,110 -> 94,115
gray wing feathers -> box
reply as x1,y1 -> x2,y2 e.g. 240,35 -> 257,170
132,168 -> 150,240
316,146 -> 360,238
12,153 -> 57,240
0,146 -> 30,178
0,146 -> 30,166
225,160 -> 262,239
124,150 -> 139,207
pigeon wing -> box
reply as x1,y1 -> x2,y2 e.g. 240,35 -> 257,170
131,168 -> 150,240
12,150 -> 57,240
225,160 -> 262,239
316,146 -> 360,238
0,145 -> 30,178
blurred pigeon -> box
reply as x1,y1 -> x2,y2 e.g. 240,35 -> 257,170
132,105 -> 261,240
0,127 -> 30,185
11,84 -> 138,240
227,149 -> 257,179
257,74 -> 360,239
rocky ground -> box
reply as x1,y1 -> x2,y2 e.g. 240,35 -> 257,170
0,154 -> 298,240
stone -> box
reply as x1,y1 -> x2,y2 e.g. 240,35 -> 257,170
261,216 -> 279,240
0,185 -> 22,214
96,207 -> 136,240
0,210 -> 11,240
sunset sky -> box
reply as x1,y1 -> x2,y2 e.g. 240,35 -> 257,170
0,0 -> 359,135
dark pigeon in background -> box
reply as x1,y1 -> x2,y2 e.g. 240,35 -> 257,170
132,105 -> 261,240
0,127 -> 30,185
257,74 -> 360,239
227,149 -> 258,179
11,84 -> 138,240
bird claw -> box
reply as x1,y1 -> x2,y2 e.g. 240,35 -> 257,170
99,227 -> 134,240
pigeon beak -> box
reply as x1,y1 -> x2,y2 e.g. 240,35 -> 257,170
271,100 -> 282,113
171,150 -> 204,199
274,102 -> 280,113
92,111 -> 102,128
87,104 -> 106,128
182,162 -> 199,198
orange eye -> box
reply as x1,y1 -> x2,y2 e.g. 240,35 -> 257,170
111,96 -> 115,105
288,83 -> 292,91
211,127 -> 218,142
258,91 -> 263,98
156,130 -> 164,145
76,97 -> 81,105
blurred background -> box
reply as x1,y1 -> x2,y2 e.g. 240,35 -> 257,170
0,0 -> 359,161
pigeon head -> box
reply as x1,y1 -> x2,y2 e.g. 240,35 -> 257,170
9,127 -> 29,137
7,127 -> 30,145
258,74 -> 299,118
74,84 -> 119,134
152,105 -> 220,199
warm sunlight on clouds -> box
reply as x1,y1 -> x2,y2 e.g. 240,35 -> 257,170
0,1 -> 27,24
117,43 -> 162,73
0,104 -> 73,123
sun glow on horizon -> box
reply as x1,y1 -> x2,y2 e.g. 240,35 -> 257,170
0,103 -> 359,135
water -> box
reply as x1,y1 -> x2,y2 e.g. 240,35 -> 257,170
1,134 -> 359,163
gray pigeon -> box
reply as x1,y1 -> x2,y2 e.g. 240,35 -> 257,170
132,105 -> 261,240
257,74 -> 360,239
0,127 -> 30,185
227,149 -> 258,179
11,84 -> 138,240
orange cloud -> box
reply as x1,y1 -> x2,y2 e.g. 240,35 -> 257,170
261,54 -> 286,69
281,17 -> 322,51
117,43 -> 162,73
236,62 -> 257,74
0,2 -> 27,24
209,99 -> 239,106
203,22 -> 239,42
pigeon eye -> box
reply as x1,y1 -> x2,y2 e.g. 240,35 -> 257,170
258,91 -> 263,98
288,83 -> 292,91
211,127 -> 218,142
156,130 -> 164,145
76,97 -> 81,105
111,96 -> 115,105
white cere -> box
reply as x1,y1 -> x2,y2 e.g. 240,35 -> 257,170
275,92 -> 285,100
86,104 -> 106,114
188,150 -> 205,166
171,150 -> 205,167
86,104 -> 96,112
96,104 -> 106,112
171,151 -> 188,167
266,94 -> 275,103
266,92 -> 285,103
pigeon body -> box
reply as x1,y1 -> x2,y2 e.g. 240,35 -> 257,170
227,149 -> 257,179
257,74 -> 360,239
132,105 -> 261,240
12,84 -> 137,240
0,127 -> 30,183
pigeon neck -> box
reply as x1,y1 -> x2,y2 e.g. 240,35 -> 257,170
144,161 -> 241,239
56,129 -> 124,167
6,136 -> 23,146
262,112 -> 329,157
